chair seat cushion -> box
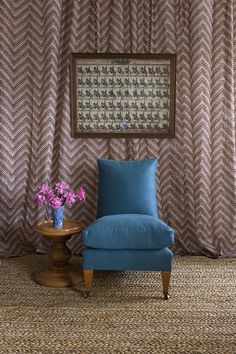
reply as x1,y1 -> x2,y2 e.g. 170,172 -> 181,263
82,214 -> 174,250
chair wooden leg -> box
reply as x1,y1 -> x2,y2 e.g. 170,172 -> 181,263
83,270 -> 93,298
161,271 -> 171,300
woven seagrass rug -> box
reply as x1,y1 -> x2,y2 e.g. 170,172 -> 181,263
0,255 -> 235,354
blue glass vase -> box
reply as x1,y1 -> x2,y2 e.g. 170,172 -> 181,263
52,205 -> 64,229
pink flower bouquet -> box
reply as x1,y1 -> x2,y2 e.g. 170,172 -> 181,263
35,181 -> 86,209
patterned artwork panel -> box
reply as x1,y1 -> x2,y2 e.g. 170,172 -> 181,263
71,55 -> 176,137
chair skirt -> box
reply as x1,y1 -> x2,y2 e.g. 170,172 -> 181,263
82,247 -> 173,271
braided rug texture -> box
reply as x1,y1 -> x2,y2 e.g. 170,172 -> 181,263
0,255 -> 235,354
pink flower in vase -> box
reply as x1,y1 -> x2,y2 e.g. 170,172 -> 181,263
38,183 -> 50,195
46,189 -> 54,202
65,191 -> 76,205
35,181 -> 86,209
76,187 -> 86,201
35,181 -> 86,228
35,194 -> 46,206
50,197 -> 62,209
55,182 -> 70,195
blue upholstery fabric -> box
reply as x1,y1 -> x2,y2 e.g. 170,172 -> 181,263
96,158 -> 158,218
82,214 -> 174,250
82,158 -> 174,277
83,248 -> 173,271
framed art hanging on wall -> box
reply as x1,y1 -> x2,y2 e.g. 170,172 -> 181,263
70,53 -> 176,138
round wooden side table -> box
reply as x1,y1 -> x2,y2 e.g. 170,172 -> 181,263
35,220 -> 84,288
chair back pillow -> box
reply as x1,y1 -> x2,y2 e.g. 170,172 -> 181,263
97,158 -> 158,218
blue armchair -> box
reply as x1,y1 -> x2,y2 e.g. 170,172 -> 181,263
82,158 -> 174,299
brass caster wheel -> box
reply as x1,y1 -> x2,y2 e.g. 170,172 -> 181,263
84,291 -> 91,298
163,293 -> 170,300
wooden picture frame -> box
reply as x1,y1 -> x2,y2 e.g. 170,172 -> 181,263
70,53 -> 176,138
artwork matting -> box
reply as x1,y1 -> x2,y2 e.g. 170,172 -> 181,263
70,53 -> 176,138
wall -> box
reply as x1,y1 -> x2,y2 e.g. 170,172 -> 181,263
0,0 -> 235,257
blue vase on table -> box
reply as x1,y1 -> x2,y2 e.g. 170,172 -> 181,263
52,205 -> 64,229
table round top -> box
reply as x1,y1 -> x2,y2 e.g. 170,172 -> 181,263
36,219 -> 84,237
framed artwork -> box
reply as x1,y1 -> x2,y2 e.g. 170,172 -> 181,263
70,53 -> 176,138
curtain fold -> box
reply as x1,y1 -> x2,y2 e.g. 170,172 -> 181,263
0,0 -> 235,257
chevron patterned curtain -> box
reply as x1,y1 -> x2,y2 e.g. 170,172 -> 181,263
0,0 -> 235,257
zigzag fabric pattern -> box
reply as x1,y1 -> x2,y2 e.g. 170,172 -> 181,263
0,0 -> 235,257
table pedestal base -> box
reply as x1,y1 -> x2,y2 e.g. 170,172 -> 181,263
34,221 -> 84,288
35,265 -> 82,287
